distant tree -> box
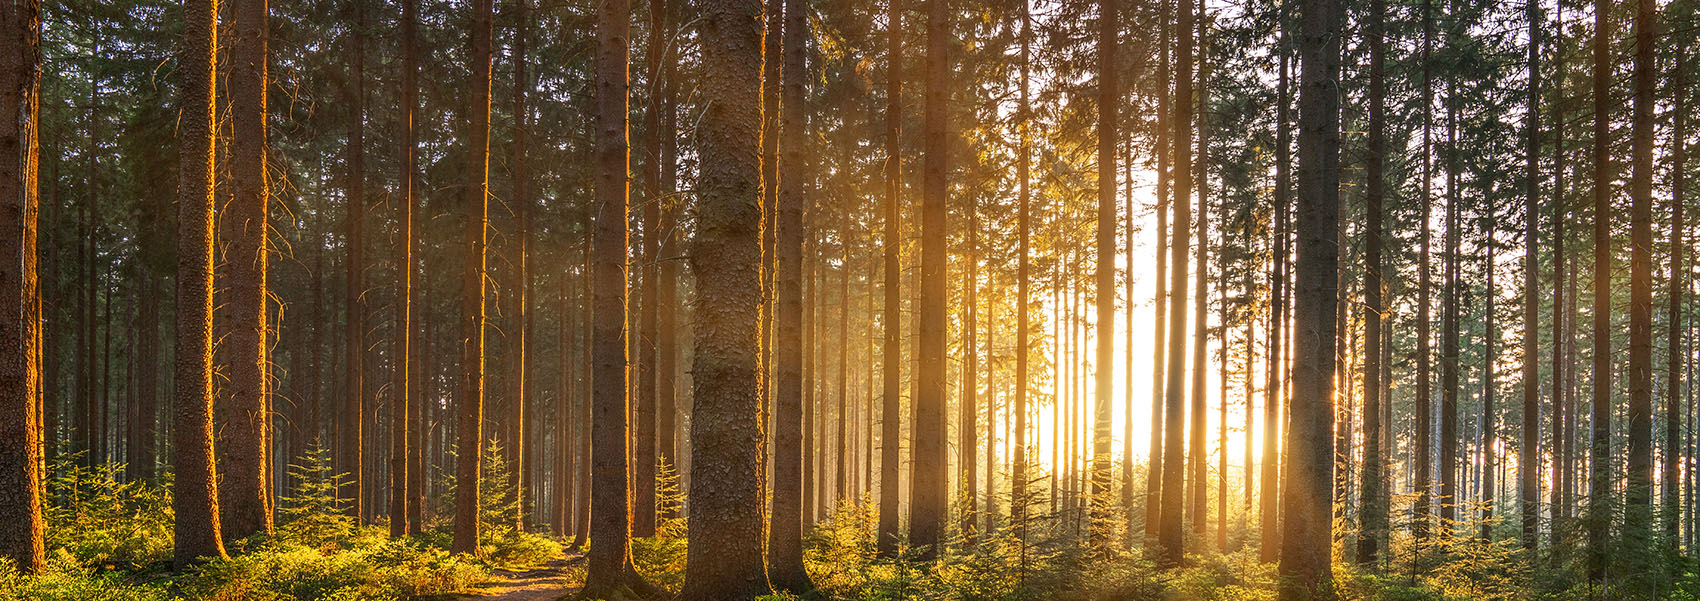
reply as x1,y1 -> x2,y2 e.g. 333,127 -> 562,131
1518,0 -> 1540,551
1586,0 -> 1611,581
393,0 -> 420,539
343,0 -> 367,519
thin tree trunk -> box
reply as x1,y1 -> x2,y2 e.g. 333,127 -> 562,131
877,0 -> 903,550
1664,36 -> 1688,545
1012,0 -> 1032,546
961,192 -> 979,544
633,0 -> 665,538
1519,0 -> 1541,551
1188,8 -> 1209,538
1147,0 -> 1171,545
393,0 -> 418,539
1623,0 -> 1656,554
1441,73 -> 1459,532
656,0 -> 680,521
1259,7 -> 1288,563
510,0 -> 533,531
343,0 -> 367,520
767,0 -> 815,586
1414,0 -> 1435,543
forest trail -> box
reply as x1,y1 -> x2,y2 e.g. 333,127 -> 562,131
455,554 -> 584,601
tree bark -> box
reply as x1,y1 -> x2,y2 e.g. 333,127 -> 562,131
343,0 -> 367,520
1159,0 -> 1194,564
1586,0 -> 1612,581
392,0 -> 418,539
0,0 -> 44,572
450,0 -> 492,557
510,0 -> 532,532
910,0 -> 950,562
679,0 -> 771,597
1013,0 -> 1031,546
1519,0 -> 1541,551
1259,7 -> 1287,563
1357,0 -> 1386,561
1091,0 -> 1118,550
1664,36 -> 1688,545
1623,0 -> 1656,558
1278,0 -> 1341,590
173,0 -> 228,566
223,0 -> 274,542
767,0 -> 814,587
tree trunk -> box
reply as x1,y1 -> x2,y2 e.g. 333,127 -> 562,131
1414,0 -> 1435,542
450,0 -> 491,557
1519,0 -> 1541,551
1586,0 -> 1611,581
1090,0 -> 1118,550
1259,7 -> 1287,563
633,0 -> 665,539
656,0 -> 680,523
1012,0 -> 1031,546
1441,74 -> 1459,532
1278,0 -> 1341,590
1357,0 -> 1386,561
1664,36 -> 1688,545
910,0 -> 950,562
767,0 -> 815,587
510,0 -> 532,532
173,0 -> 228,566
0,0 -> 44,572
342,0 -> 367,520
678,0 -> 770,597
583,0 -> 647,591
392,0 -> 418,539
1188,7 -> 1208,539
961,193 -> 979,544
1623,0 -> 1655,558
1158,0 -> 1194,564
222,0 -> 273,542
1147,0 -> 1170,545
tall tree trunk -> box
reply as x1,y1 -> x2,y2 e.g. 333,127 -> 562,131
223,0 -> 273,542
1091,0 -> 1118,550
1278,0 -> 1341,590
1188,8 -> 1208,539
1414,0 -> 1435,543
656,0 -> 680,521
961,194 -> 979,544
1012,0 -> 1031,546
343,0 -> 367,520
767,0 -> 815,587
1357,0 -> 1386,561
1549,21 -> 1569,532
1259,6 -> 1288,562
450,0 -> 492,557
1623,0 -> 1656,562
554,276 -> 573,536
911,0 -> 950,561
1158,0 -> 1194,564
1519,0 -> 1541,551
1147,0 -> 1170,545
1481,225 -> 1497,541
392,0 -> 418,539
0,0 -> 44,572
878,0 -> 903,554
1664,37 -> 1688,545
173,0 -> 228,566
1586,0 -> 1612,581
510,0 -> 532,532
583,0 -> 647,591
1441,74 -> 1459,532
633,0 -> 664,538
678,0 -> 770,597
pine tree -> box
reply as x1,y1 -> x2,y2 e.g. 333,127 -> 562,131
0,0 -> 43,573
451,0 -> 493,557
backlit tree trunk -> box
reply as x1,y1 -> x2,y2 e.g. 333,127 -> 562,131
1091,0 -> 1118,549
911,0 -> 951,561
0,0 -> 44,572
877,0 -> 904,557
450,0 -> 492,557
1159,0 -> 1194,564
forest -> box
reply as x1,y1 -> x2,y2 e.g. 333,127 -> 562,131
0,0 -> 1695,598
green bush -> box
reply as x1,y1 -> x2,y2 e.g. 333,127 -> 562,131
43,455 -> 173,569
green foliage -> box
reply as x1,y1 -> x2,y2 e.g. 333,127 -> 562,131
176,536 -> 485,601
277,440 -> 356,548
42,454 -> 174,569
0,552 -> 169,601
435,438 -> 562,569
631,461 -> 688,594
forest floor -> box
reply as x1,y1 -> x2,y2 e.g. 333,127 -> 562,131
453,554 -> 584,601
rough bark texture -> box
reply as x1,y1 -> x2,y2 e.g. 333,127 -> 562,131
343,0 -> 366,519
1518,0 -> 1540,551
583,0 -> 644,591
911,0 -> 951,562
392,0 -> 418,539
1159,0 -> 1194,564
633,0 -> 663,538
1091,0 -> 1118,547
877,0 -> 903,557
450,0 -> 491,557
678,0 -> 770,596
1665,37 -> 1688,544
1278,0 -> 1340,591
173,0 -> 228,567
1356,0 -> 1386,562
1623,0 -> 1655,556
0,0 -> 43,573
767,0 -> 814,588
1586,0 -> 1611,581
223,0 -> 273,542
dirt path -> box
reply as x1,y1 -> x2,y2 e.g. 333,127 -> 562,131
455,555 -> 583,601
